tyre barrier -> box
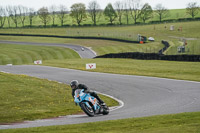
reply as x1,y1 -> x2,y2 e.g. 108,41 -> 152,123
0,33 -> 139,44
158,40 -> 170,55
95,52 -> 200,62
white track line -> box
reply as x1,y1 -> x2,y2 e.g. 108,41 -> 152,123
0,72 -> 124,112
86,47 -> 97,56
0,71 -> 10,74
95,91 -> 124,112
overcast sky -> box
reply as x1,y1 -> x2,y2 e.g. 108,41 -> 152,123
0,0 -> 199,10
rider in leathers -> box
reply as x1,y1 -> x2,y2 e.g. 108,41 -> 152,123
70,80 -> 105,105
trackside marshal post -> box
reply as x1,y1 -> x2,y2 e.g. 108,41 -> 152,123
86,63 -> 96,69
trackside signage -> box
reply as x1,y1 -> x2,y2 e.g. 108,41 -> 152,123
86,63 -> 96,69
34,60 -> 42,64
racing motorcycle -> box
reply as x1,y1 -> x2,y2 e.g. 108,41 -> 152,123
74,89 -> 109,117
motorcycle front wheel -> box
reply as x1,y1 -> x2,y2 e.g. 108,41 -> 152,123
80,102 -> 95,117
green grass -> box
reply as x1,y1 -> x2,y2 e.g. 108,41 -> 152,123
1,21 -> 200,39
0,72 -> 118,123
186,40 -> 200,55
42,58 -> 200,82
0,36 -> 164,55
1,112 -> 200,133
0,13 -> 200,132
166,40 -> 200,55
0,21 -> 200,55
0,43 -> 80,65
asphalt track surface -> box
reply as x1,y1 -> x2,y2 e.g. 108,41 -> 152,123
0,41 -> 200,129
0,65 -> 200,129
0,40 -> 96,58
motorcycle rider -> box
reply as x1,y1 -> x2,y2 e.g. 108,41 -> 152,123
70,80 -> 106,106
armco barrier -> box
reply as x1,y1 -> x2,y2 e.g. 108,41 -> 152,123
95,52 -> 200,62
0,33 -> 139,44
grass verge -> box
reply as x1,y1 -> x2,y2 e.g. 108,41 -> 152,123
0,72 -> 118,123
1,112 -> 200,133
42,58 -> 200,82
0,43 -> 80,65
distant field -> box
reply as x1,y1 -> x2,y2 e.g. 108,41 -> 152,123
0,44 -> 80,65
0,21 -> 199,55
0,36 -> 164,55
1,21 -> 200,39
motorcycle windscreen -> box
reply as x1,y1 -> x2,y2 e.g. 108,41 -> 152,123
74,89 -> 83,103
74,89 -> 86,103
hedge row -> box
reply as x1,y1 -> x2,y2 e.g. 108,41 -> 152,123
95,52 -> 200,62
149,17 -> 200,24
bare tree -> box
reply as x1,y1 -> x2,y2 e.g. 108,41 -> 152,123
155,4 -> 169,22
124,0 -> 130,24
57,5 -> 68,26
114,1 -> 123,25
6,6 -> 12,28
38,7 -> 51,27
88,1 -> 101,25
186,2 -> 200,18
10,6 -> 20,28
0,6 -> 6,28
18,5 -> 28,27
104,3 -> 117,24
49,5 -> 57,25
140,3 -> 153,23
129,0 -> 142,24
70,3 -> 87,26
28,8 -> 36,27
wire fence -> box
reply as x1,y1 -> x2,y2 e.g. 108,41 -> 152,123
166,40 -> 200,55
66,28 -> 139,41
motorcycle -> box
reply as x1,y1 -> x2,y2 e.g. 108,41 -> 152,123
74,89 -> 109,117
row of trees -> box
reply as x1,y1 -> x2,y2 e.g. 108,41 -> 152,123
0,0 -> 199,28
0,6 -> 36,28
